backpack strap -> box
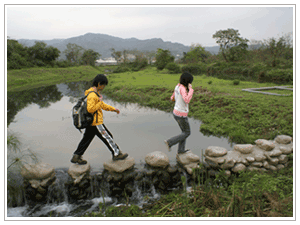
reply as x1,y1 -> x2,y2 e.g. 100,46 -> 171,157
84,91 -> 100,99
85,91 -> 100,124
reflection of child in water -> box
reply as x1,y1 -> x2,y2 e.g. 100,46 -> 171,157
71,74 -> 128,165
165,72 -> 194,154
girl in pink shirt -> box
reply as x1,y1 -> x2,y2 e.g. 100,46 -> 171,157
165,72 -> 194,154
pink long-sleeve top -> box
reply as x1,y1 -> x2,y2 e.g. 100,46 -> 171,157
170,83 -> 194,117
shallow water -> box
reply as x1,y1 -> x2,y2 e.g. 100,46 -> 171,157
7,80 -> 236,217
7,81 -> 234,170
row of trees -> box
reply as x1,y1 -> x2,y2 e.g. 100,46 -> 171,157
7,28 -> 293,73
153,29 -> 293,72
7,39 -> 100,69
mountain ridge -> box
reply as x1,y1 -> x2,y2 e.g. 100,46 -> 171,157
17,32 -> 220,59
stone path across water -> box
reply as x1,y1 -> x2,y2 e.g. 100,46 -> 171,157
19,135 -> 293,203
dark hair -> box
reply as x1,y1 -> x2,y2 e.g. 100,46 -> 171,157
180,72 -> 193,91
92,74 -> 108,87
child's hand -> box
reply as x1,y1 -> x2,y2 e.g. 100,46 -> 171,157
99,95 -> 103,101
115,108 -> 120,114
188,84 -> 193,89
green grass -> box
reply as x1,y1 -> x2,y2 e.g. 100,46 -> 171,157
7,66 -> 102,92
103,67 -> 293,144
7,65 -> 294,217
7,65 -> 293,144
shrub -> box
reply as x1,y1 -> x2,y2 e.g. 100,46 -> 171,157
258,69 -> 293,84
181,63 -> 207,75
249,63 -> 268,79
165,62 -> 181,74
113,65 -> 131,73
233,80 -> 240,85
266,69 -> 293,84
53,60 -> 73,68
131,57 -> 148,71
258,71 -> 266,83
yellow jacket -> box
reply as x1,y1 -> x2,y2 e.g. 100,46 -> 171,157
85,87 -> 115,125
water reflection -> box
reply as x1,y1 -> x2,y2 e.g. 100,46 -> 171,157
7,85 -> 64,126
7,81 -> 234,169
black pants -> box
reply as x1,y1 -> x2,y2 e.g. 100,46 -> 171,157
74,124 -> 120,157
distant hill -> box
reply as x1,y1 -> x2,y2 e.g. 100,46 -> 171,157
18,32 -> 220,59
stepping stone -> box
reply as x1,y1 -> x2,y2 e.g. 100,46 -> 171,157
176,150 -> 200,175
21,162 -> 55,180
205,146 -> 227,157
145,151 -> 169,168
104,156 -> 135,173
255,139 -> 275,151
233,144 -> 253,154
68,163 -> 91,184
275,135 -> 292,144
176,150 -> 200,165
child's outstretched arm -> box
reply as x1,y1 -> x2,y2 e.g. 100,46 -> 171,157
100,101 -> 117,112
170,92 -> 175,102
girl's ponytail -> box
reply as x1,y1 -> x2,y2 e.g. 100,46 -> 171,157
180,72 -> 194,93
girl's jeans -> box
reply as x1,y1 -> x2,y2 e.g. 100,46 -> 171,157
167,114 -> 191,153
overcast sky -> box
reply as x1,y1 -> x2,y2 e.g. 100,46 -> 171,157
6,5 -> 294,47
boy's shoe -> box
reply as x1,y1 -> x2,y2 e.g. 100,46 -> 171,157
71,154 -> 87,165
113,151 -> 128,161
178,149 -> 190,154
164,140 -> 171,152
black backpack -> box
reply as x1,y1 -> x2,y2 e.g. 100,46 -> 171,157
72,91 -> 99,132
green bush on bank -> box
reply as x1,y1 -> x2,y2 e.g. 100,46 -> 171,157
165,62 -> 181,74
204,61 -> 292,84
113,65 -> 132,73
262,69 -> 293,84
181,63 -> 207,75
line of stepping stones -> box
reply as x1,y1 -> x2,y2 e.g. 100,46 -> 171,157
20,135 -> 292,203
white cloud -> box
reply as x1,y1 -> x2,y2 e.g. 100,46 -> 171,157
6,5 -> 294,46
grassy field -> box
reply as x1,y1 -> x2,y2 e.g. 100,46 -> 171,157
103,66 -> 293,144
7,65 -> 293,144
7,65 -> 294,217
7,66 -> 102,92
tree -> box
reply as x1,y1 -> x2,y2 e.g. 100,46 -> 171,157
7,39 -> 31,69
44,46 -> 61,64
28,41 -> 60,66
213,28 -> 249,62
144,50 -> 156,65
110,48 -> 122,64
262,34 -> 293,67
184,43 -> 211,63
81,49 -> 100,66
63,43 -> 84,64
129,50 -> 148,70
155,48 -> 175,70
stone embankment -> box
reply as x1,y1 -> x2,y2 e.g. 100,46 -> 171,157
203,135 -> 293,176
20,135 -> 293,203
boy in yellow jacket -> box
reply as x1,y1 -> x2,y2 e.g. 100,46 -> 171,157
71,74 -> 128,165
